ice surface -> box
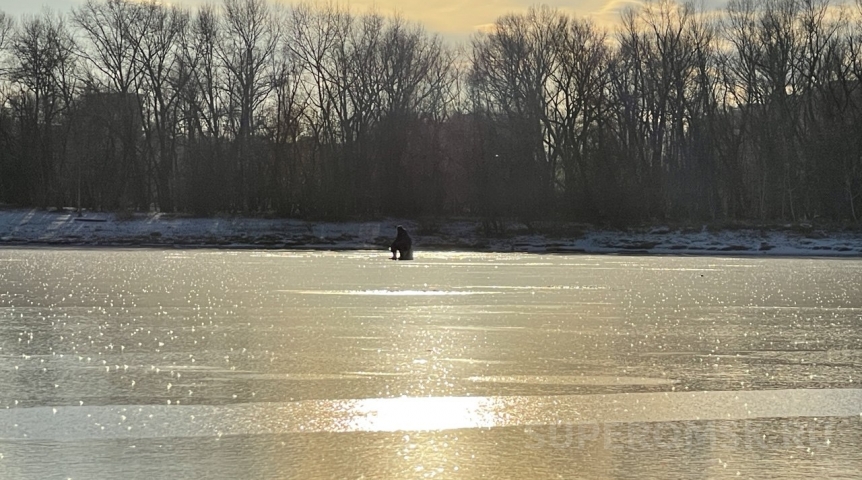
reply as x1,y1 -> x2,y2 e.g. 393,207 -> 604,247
0,248 -> 861,479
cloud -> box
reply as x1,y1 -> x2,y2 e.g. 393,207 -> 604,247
344,0 -> 519,33
2,0 -> 733,43
595,0 -> 644,16
337,0 -> 641,42
0,0 -> 83,17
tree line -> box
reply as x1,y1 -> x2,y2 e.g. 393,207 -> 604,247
0,0 -> 860,224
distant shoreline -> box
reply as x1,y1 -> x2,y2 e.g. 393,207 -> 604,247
1,208 -> 861,257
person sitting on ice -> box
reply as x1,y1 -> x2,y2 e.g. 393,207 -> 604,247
390,225 -> 413,260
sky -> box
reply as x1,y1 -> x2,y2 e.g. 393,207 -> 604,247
0,0 -> 661,43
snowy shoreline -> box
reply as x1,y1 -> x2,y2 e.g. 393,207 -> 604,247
1,208 -> 861,257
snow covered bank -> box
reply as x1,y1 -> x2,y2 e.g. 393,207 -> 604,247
1,208 -> 861,257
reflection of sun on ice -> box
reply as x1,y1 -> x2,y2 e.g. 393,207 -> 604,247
278,289 -> 489,296
348,396 -> 504,432
357,290 -> 476,296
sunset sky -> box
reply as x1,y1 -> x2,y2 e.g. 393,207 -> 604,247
0,0 -> 721,42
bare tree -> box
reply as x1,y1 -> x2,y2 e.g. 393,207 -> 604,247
72,0 -> 147,209
545,17 -> 610,218
846,0 -> 862,220
0,11 -> 14,203
372,15 -> 454,215
131,0 -> 190,211
264,26 -> 307,215
0,11 -> 13,55
174,4 -> 230,214
8,10 -> 77,207
287,2 -> 348,148
469,6 -> 564,218
73,0 -> 143,93
219,0 -> 278,139
186,4 -> 225,141
282,2 -> 350,215
723,0 -> 804,219
217,0 -> 279,210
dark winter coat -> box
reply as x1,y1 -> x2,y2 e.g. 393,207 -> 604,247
391,226 -> 412,251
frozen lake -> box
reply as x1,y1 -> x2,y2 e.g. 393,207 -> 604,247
1,248 -> 861,479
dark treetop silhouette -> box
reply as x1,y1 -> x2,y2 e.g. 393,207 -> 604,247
1,0 -> 861,224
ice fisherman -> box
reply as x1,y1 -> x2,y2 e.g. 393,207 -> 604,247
390,225 -> 413,260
